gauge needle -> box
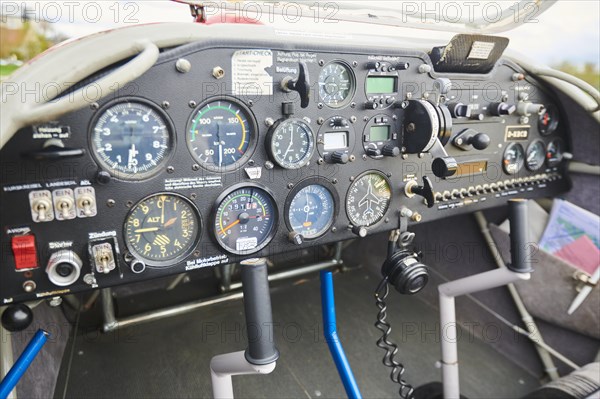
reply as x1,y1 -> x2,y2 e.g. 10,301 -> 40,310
283,128 -> 294,159
216,123 -> 223,167
220,219 -> 240,235
135,227 -> 160,233
164,217 -> 178,228
160,198 -> 165,224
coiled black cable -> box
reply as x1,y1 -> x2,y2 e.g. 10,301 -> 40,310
375,277 -> 415,399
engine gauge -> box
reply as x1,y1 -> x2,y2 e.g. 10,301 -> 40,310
502,142 -> 525,175
526,140 -> 546,171
124,193 -> 201,267
346,171 -> 392,227
187,98 -> 257,171
546,138 -> 565,167
538,104 -> 559,136
318,61 -> 355,108
213,184 -> 278,255
90,99 -> 172,180
266,118 -> 315,169
285,178 -> 339,240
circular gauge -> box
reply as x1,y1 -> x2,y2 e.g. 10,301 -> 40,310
124,193 -> 201,267
546,138 -> 565,167
213,184 -> 278,255
526,140 -> 546,171
318,61 -> 355,108
187,98 -> 257,171
90,99 -> 172,180
266,118 -> 315,169
316,116 -> 356,164
285,178 -> 339,240
502,142 -> 525,175
346,171 -> 392,227
538,104 -> 559,136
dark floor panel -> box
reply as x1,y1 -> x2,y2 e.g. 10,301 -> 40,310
56,268 -> 538,399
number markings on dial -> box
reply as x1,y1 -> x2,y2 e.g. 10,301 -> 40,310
124,194 -> 200,266
287,183 -> 336,239
346,172 -> 392,227
91,101 -> 171,180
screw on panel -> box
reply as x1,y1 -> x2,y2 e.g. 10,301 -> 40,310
317,117 -> 325,125
331,227 -> 337,233
107,199 -> 116,208
189,101 -> 197,108
363,116 -> 369,122
162,101 -> 170,109
194,250 -> 201,257
352,61 -> 358,67
265,161 -> 274,170
126,200 -> 133,208
48,297 -> 62,307
332,179 -> 338,184
317,158 -> 324,165
362,154 -> 367,161
192,164 -> 200,171
90,103 -> 99,110
176,58 -> 192,73
248,100 -> 254,107
287,183 -> 294,189
402,154 -> 409,160
318,60 -> 325,66
350,176 -> 355,182
83,274 -> 97,286
350,116 -> 357,123
350,102 -> 356,108
265,118 -> 275,127
248,160 -> 255,166
349,155 -> 356,162
190,193 -> 197,200
317,103 -> 324,109
167,166 -> 175,174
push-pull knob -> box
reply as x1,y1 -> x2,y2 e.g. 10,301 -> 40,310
405,176 -> 435,208
281,62 -> 310,108
432,157 -> 458,179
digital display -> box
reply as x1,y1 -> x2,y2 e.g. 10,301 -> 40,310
366,76 -> 397,94
323,132 -> 348,150
455,161 -> 488,176
370,125 -> 390,142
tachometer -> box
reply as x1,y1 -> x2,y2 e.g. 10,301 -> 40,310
346,171 -> 392,227
266,118 -> 315,169
526,140 -> 546,171
318,61 -> 355,108
502,143 -> 525,175
187,98 -> 256,171
90,99 -> 172,180
213,184 -> 278,255
124,193 -> 201,267
285,178 -> 338,240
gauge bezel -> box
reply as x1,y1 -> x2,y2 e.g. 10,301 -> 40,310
284,177 -> 340,241
88,97 -> 175,181
318,60 -> 356,109
502,142 -> 525,175
123,192 -> 202,268
525,139 -> 547,171
316,116 -> 357,163
211,183 -> 279,255
362,114 -> 402,159
546,138 -> 565,167
266,117 -> 316,169
345,170 -> 392,228
186,96 -> 258,173
538,104 -> 559,136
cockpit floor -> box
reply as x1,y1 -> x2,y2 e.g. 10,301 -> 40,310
55,267 -> 539,398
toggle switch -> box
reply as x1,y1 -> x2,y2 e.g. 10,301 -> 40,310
52,189 -> 76,221
29,190 -> 54,222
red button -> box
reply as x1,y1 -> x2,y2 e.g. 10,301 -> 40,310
11,235 -> 38,270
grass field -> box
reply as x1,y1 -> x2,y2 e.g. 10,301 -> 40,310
0,64 -> 19,77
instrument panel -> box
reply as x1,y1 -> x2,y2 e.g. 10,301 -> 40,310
0,37 -> 572,304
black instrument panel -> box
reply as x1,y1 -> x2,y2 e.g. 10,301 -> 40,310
0,39 -> 571,304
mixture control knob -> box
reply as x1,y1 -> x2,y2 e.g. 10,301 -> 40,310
405,176 -> 435,208
330,151 -> 349,164
382,145 -> 400,157
489,102 -> 516,116
432,157 -> 458,179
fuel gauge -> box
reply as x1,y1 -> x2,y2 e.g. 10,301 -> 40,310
546,138 -> 565,167
526,140 -> 546,171
502,143 -> 525,175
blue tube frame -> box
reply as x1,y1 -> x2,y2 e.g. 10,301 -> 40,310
0,329 -> 49,399
320,271 -> 362,399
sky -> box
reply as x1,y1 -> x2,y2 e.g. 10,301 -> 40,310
1,0 -> 598,68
